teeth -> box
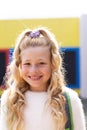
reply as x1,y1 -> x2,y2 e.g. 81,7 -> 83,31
29,76 -> 41,80
31,77 -> 39,80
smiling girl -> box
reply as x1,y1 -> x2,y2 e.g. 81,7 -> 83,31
0,27 -> 86,130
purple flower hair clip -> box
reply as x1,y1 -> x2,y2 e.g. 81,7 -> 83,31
29,30 -> 40,38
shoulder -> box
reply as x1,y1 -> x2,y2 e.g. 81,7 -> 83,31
0,90 -> 9,130
63,87 -> 86,130
63,86 -> 80,104
63,86 -> 83,113
63,86 -> 78,97
0,89 -> 10,106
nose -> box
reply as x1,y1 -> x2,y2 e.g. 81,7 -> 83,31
29,65 -> 38,74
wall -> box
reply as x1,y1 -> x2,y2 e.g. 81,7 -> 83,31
0,18 -> 80,94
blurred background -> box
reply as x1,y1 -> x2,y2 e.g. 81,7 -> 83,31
0,0 -> 87,126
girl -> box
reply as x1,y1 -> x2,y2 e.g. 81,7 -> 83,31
0,27 -> 86,130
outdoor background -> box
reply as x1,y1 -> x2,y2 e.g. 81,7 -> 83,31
0,0 -> 87,128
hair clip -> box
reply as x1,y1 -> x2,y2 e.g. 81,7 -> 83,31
29,30 -> 40,38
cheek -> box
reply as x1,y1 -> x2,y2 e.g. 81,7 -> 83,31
43,67 -> 52,75
19,66 -> 28,75
22,68 -> 29,74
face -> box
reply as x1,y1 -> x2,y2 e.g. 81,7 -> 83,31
19,46 -> 52,92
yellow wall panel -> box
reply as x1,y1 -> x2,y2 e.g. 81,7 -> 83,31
0,18 -> 79,48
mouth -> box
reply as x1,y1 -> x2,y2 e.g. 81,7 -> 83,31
28,76 -> 42,80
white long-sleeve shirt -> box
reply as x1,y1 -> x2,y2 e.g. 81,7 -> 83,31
0,87 -> 86,130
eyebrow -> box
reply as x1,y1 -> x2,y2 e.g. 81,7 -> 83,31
23,59 -> 31,62
23,58 -> 46,62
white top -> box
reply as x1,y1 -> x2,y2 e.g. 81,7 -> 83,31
24,91 -> 55,130
0,87 -> 86,130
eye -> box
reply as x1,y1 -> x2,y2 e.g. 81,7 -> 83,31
39,62 -> 46,65
24,63 -> 31,65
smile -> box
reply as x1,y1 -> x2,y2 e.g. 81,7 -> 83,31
28,76 -> 42,80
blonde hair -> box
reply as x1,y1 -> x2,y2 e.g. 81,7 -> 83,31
5,27 -> 67,130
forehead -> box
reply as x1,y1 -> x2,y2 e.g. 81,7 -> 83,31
21,46 -> 51,61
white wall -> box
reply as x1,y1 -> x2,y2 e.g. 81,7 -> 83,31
80,15 -> 87,98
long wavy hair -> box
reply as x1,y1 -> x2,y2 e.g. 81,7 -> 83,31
5,27 -> 67,130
